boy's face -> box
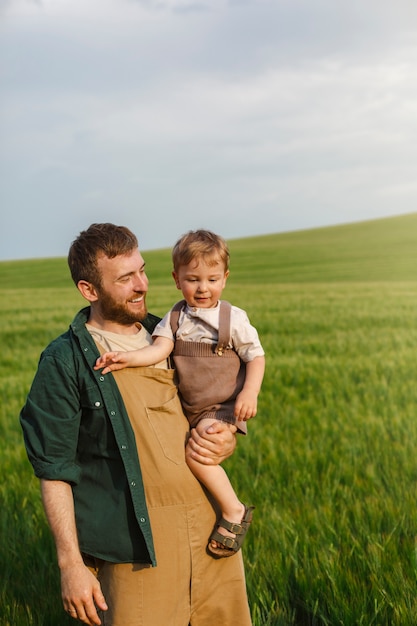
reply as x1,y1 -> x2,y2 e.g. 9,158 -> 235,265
172,256 -> 229,309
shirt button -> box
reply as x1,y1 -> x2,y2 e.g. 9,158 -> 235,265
131,481 -> 136,487
140,517 -> 146,523
99,376 -> 104,381
94,402 -> 101,407
110,411 -> 116,416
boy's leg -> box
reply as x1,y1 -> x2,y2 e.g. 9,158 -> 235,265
187,419 -> 246,547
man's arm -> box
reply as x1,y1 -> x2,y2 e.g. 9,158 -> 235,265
41,480 -> 108,625
185,421 -> 237,465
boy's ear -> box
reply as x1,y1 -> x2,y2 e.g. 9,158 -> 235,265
77,280 -> 99,302
172,271 -> 181,290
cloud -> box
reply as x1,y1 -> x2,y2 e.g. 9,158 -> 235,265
1,0 -> 417,259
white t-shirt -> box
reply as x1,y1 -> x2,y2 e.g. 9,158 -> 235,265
154,301 -> 264,363
86,323 -> 168,369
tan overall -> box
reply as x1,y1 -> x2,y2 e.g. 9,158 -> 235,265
89,365 -> 252,626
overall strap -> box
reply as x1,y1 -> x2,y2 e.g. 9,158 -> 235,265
216,301 -> 232,356
169,300 -> 187,337
169,299 -> 232,356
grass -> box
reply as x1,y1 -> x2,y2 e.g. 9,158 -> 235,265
2,213 -> 417,624
234,281 -> 417,624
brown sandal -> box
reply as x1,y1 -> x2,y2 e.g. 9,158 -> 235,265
207,505 -> 255,558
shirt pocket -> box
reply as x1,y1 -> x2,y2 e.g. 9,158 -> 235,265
78,385 -> 114,450
145,393 -> 189,465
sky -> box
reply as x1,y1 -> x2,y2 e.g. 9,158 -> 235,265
1,0 -> 417,261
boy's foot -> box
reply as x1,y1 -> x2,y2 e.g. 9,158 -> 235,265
207,505 -> 255,558
211,502 -> 246,549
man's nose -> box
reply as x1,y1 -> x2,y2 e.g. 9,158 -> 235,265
133,273 -> 148,291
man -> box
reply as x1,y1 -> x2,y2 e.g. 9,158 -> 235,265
20,223 -> 252,626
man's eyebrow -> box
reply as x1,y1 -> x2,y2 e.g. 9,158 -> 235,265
115,271 -> 133,280
117,263 -> 146,280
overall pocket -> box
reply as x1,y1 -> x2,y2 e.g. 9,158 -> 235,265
146,393 -> 189,465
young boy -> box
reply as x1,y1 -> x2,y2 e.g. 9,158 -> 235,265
95,229 -> 265,557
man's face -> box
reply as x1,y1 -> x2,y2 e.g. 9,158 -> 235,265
94,249 -> 149,325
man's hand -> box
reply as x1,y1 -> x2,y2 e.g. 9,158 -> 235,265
185,421 -> 237,465
40,480 -> 108,625
61,562 -> 108,625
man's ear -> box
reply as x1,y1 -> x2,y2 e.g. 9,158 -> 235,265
77,280 -> 99,302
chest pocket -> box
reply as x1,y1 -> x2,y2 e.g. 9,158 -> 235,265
112,366 -> 189,466
78,384 -> 119,458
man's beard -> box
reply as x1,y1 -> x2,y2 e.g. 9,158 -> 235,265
98,287 -> 148,325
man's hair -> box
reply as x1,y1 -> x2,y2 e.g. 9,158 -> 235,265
68,223 -> 138,286
172,229 -> 230,272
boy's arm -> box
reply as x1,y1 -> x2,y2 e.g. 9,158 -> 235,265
234,355 -> 265,421
95,336 -> 174,374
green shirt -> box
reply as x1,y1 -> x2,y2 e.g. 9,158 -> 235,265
20,307 -> 162,565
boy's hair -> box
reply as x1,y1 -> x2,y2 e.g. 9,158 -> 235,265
68,223 -> 138,286
172,229 -> 230,272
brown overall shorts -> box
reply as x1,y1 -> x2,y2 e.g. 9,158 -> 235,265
170,300 -> 247,434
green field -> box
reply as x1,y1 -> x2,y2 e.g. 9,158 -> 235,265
2,213 -> 417,625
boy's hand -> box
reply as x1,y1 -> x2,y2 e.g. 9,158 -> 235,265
234,389 -> 258,421
94,351 -> 127,375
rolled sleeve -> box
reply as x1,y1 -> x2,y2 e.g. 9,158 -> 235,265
231,308 -> 265,362
20,353 -> 82,484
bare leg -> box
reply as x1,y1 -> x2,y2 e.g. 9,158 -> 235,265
186,419 -> 245,549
